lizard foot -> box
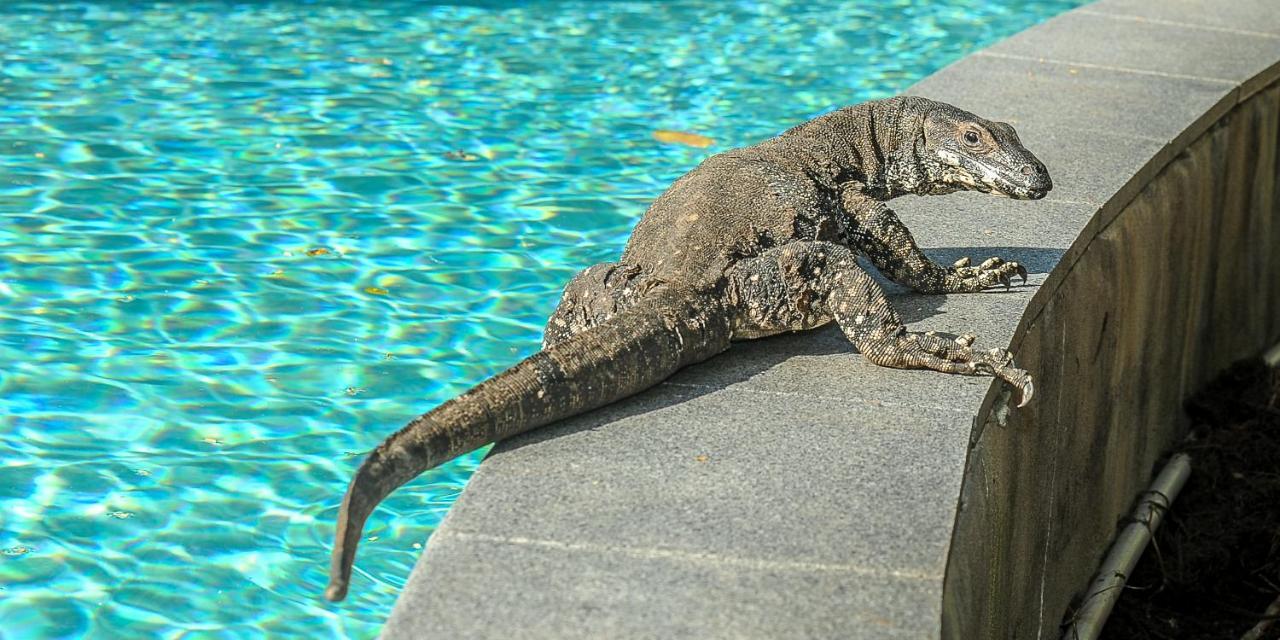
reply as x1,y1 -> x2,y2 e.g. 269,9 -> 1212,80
866,331 -> 1034,406
946,256 -> 1028,292
928,330 -> 975,348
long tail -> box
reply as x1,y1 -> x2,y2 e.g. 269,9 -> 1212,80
324,286 -> 731,601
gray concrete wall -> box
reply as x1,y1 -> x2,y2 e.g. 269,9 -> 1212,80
379,1 -> 1280,637
942,70 -> 1280,640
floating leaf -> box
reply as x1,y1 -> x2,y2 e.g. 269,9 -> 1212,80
653,130 -> 715,148
306,247 -> 330,256
364,286 -> 389,296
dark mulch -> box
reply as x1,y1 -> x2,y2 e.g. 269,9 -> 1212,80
1094,358 -> 1280,640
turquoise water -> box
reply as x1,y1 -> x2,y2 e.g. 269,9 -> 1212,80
0,1 -> 1084,637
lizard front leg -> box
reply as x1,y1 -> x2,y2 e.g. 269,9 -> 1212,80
841,187 -> 1027,294
726,241 -> 1033,404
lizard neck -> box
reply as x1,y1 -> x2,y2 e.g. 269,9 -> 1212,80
780,97 -> 931,200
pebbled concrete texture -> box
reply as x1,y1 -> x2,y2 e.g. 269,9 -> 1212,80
1081,0 -> 1280,39
427,383 -> 974,574
382,1 -> 1280,638
393,530 -> 942,639
991,9 -> 1280,86
385,331 -> 982,640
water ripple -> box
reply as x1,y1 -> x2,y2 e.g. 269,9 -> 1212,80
0,0 -> 1084,637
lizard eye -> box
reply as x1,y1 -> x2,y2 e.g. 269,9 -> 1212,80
963,130 -> 981,147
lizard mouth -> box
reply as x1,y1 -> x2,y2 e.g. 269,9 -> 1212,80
958,158 -> 1051,200
1009,176 -> 1052,200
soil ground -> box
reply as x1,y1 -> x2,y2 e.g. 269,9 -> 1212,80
1094,359 -> 1280,640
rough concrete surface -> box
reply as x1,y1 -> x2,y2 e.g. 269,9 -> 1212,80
381,1 -> 1280,638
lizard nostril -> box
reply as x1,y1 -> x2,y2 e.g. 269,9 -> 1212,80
1020,164 -> 1036,176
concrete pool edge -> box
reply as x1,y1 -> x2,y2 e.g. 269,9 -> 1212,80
380,1 -> 1280,637
928,2 -> 1280,636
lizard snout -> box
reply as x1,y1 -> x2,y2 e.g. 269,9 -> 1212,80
1020,160 -> 1052,199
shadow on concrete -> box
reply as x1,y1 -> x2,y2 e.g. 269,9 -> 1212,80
867,245 -> 1065,292
497,245 -> 1063,456
923,245 -> 1066,277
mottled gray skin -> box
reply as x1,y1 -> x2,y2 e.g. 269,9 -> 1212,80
325,96 -> 1053,601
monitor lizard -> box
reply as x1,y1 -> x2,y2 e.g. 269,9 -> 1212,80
325,95 -> 1053,601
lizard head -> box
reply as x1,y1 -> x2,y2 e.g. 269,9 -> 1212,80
916,103 -> 1052,200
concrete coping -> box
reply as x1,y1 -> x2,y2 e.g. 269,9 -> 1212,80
379,1 -> 1280,637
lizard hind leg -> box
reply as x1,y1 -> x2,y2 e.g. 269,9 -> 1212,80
543,262 -> 653,348
726,241 -> 1033,405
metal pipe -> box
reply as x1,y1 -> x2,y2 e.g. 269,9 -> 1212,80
1061,453 -> 1193,640
1240,593 -> 1280,640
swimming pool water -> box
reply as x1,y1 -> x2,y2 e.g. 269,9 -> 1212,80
0,0 -> 1085,637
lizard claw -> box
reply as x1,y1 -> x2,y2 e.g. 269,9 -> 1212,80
981,349 -> 1033,406
1003,370 -> 1034,407
943,257 -> 1029,293
884,332 -> 1034,407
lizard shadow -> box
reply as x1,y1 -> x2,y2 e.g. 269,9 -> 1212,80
491,329 -> 842,458
873,245 -> 1066,312
921,245 -> 1065,278
495,245 -> 1063,457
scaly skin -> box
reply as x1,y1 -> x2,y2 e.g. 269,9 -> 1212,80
325,96 -> 1053,601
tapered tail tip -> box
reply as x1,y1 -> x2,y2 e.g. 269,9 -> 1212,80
325,581 -> 348,602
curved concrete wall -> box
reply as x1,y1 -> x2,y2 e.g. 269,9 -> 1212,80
380,1 -> 1280,638
932,5 -> 1280,637
946,85 -> 1280,638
